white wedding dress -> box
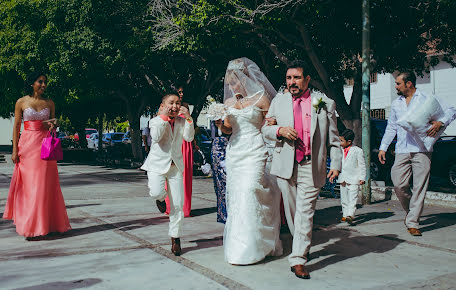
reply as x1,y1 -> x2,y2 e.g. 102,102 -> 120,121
224,105 -> 283,265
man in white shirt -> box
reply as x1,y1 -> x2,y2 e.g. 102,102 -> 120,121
378,71 -> 456,236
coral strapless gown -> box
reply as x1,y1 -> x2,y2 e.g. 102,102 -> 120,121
3,107 -> 71,237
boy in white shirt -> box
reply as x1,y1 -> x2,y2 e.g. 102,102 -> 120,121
338,129 -> 366,225
141,93 -> 194,255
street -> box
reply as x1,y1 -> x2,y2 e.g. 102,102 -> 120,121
1,159 -> 456,290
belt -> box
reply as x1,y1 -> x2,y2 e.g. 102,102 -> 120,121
24,120 -> 44,131
297,155 -> 311,164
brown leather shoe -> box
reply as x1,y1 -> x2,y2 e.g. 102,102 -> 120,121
407,228 -> 422,236
290,265 -> 310,279
156,200 -> 166,213
346,216 -> 354,225
171,237 -> 182,256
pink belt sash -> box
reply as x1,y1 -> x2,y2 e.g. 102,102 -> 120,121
24,120 -> 44,131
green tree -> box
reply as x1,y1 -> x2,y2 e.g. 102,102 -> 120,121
0,0 -> 174,158
150,0 -> 456,143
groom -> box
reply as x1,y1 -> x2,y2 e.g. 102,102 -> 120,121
263,60 -> 341,279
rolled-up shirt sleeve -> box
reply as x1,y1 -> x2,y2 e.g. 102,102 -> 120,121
436,96 -> 456,127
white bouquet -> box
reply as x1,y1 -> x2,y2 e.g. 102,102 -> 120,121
207,103 -> 227,120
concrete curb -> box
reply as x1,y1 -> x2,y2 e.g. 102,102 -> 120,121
370,185 -> 456,208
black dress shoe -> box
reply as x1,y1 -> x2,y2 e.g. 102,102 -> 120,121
156,200 -> 166,213
25,236 -> 43,241
171,237 -> 182,256
290,265 -> 310,279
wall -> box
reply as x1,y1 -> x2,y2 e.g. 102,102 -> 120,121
343,59 -> 456,135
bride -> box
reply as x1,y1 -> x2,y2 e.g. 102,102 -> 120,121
215,57 -> 282,265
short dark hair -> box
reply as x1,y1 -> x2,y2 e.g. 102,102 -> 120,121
162,93 -> 179,103
286,60 -> 308,75
341,129 -> 355,142
24,72 -> 47,95
399,71 -> 416,87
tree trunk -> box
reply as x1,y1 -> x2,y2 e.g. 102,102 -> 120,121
125,102 -> 143,161
73,118 -> 87,148
98,113 -> 103,150
129,116 -> 143,161
350,69 -> 363,146
116,90 -> 145,161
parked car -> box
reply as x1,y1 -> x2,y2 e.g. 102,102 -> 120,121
85,128 -> 98,139
371,128 -> 456,187
429,136 -> 456,187
195,127 -> 212,163
122,131 -> 131,144
87,133 -> 99,150
103,132 -> 125,147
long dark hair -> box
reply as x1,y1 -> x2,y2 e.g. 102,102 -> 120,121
24,72 -> 47,95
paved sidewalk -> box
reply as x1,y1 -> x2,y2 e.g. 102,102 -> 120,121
0,159 -> 455,289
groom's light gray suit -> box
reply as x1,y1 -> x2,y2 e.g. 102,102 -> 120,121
262,91 -> 341,266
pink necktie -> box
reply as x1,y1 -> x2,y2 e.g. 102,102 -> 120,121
293,97 -> 304,163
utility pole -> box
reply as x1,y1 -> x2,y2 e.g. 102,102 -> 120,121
361,0 -> 371,204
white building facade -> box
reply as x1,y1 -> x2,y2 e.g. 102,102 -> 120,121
343,58 -> 456,136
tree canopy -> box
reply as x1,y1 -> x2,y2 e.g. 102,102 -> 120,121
149,0 -> 456,136
1,0 -> 455,150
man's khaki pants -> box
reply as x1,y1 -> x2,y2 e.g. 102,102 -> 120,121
391,152 -> 432,228
276,161 -> 320,266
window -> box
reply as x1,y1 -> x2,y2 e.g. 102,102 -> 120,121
345,73 -> 378,86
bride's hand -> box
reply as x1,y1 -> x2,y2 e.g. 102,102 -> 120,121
214,119 -> 223,128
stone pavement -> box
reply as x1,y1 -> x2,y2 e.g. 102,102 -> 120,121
0,158 -> 455,290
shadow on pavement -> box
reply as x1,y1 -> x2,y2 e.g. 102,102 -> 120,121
419,212 -> 456,233
43,216 -> 169,240
13,278 -> 102,290
313,206 -> 343,227
350,211 -> 395,226
184,236 -> 224,254
313,204 -> 396,227
66,203 -> 101,209
190,207 -> 217,217
307,229 -> 403,272
58,171 -> 147,187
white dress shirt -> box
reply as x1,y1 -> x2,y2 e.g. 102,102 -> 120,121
380,89 -> 456,153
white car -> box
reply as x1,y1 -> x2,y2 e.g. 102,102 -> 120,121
87,133 -> 99,150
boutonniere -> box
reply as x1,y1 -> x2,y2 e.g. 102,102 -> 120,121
312,97 -> 327,114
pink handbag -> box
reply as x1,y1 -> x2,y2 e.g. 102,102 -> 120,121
41,130 -> 63,161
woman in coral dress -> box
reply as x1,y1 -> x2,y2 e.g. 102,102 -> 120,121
3,73 -> 71,240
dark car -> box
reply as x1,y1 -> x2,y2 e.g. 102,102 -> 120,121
103,132 -> 125,147
429,136 -> 456,187
370,118 -> 396,184
195,127 -> 212,162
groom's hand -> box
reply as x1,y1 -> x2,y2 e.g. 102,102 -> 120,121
279,127 -> 298,141
327,169 -> 339,183
265,117 -> 277,126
